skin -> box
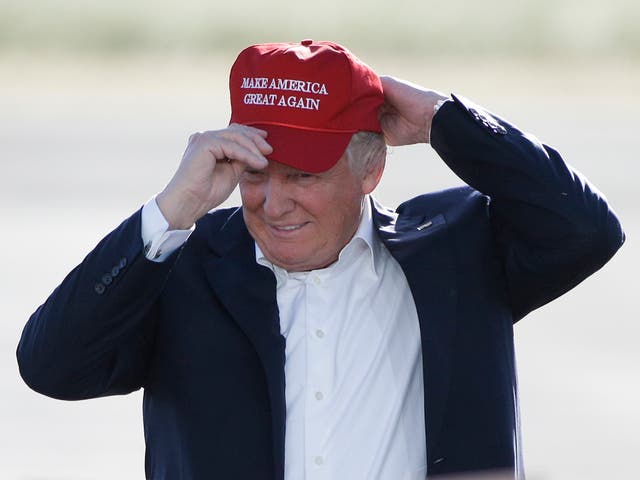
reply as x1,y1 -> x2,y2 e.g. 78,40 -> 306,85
239,151 -> 382,271
156,75 -> 447,271
377,76 -> 446,146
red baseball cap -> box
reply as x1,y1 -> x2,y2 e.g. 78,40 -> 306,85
229,40 -> 384,173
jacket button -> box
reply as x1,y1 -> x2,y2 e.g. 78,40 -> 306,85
119,257 -> 127,268
94,283 -> 105,295
111,266 -> 120,277
102,274 -> 113,285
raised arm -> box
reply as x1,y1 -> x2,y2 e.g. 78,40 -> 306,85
379,76 -> 625,320
17,124 -> 272,399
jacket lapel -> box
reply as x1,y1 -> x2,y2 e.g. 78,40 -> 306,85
372,198 -> 458,463
199,200 -> 457,473
202,209 -> 286,480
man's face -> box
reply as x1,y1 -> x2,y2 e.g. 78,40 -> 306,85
240,152 -> 375,272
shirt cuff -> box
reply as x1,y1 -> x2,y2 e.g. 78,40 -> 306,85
429,98 -> 452,142
433,97 -> 451,114
141,196 -> 194,262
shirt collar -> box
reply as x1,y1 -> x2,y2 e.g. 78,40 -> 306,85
255,195 -> 380,278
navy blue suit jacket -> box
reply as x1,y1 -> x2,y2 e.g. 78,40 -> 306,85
18,95 -> 624,478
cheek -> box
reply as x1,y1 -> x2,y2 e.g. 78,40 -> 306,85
239,183 -> 263,212
318,194 -> 362,238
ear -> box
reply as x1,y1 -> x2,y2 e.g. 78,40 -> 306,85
361,155 -> 386,195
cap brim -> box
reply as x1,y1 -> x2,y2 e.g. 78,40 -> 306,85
250,123 -> 353,173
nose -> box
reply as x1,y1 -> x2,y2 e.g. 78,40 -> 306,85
263,176 -> 295,218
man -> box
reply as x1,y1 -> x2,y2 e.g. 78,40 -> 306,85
17,40 -> 624,479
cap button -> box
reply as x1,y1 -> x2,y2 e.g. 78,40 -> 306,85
301,39 -> 313,46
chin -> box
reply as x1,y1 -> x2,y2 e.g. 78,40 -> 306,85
271,254 -> 309,270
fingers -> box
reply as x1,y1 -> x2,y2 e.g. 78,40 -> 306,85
157,125 -> 274,229
379,75 -> 401,100
227,123 -> 273,162
194,124 -> 272,171
378,76 -> 448,146
380,75 -> 417,104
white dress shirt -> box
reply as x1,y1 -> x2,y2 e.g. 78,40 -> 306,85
141,197 -> 427,479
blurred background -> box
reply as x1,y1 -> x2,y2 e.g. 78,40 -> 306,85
1,1 -> 638,478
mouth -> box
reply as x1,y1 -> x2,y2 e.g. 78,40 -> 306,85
268,222 -> 309,235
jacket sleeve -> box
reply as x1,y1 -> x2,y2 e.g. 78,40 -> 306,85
17,208 -> 179,400
430,94 -> 625,321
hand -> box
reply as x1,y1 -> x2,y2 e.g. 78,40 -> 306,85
378,75 -> 449,146
156,124 -> 272,230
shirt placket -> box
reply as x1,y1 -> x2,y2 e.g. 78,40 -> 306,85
304,271 -> 332,480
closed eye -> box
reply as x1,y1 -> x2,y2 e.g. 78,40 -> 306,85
242,169 -> 265,181
288,172 -> 315,180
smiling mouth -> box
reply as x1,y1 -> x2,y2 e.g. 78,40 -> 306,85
270,222 -> 309,233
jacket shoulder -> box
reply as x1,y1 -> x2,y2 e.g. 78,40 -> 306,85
396,185 -> 488,218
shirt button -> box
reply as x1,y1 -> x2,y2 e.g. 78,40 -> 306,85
315,391 -> 324,401
314,456 -> 324,466
312,276 -> 321,285
315,329 -> 325,339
